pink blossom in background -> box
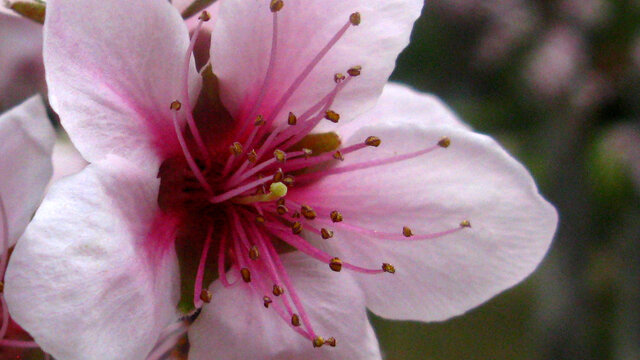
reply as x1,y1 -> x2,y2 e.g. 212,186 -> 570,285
5,1 -> 557,360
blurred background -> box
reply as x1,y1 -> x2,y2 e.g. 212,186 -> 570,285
1,0 -> 639,359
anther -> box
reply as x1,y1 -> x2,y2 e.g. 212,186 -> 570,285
330,210 -> 343,223
274,149 -> 286,162
326,337 -> 337,347
200,289 -> 212,303
291,211 -> 301,219
302,148 -> 313,158
263,296 -> 273,308
291,314 -> 301,327
402,226 -> 413,237
229,142 -> 243,155
247,149 -> 258,163
301,205 -> 317,220
170,100 -> 182,111
272,285 -> 284,296
240,268 -> 252,282
0,281 -> 4,293
313,336 -> 325,348
292,221 -> 303,234
438,136 -> 451,148
332,151 -> 344,161
256,215 -> 266,224
347,65 -> 362,77
283,175 -> 295,186
270,0 -> 284,12
325,110 -> 340,123
334,73 -> 346,83
365,136 -> 381,147
254,115 -> 265,126
273,168 -> 284,182
329,257 -> 343,272
321,228 -> 334,239
460,220 -> 471,228
382,263 -> 396,274
198,11 -> 211,21
288,112 -> 297,125
249,246 -> 260,260
277,198 -> 286,206
349,12 -> 361,26
276,204 -> 288,215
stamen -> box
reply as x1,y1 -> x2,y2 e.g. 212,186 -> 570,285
300,205 -> 317,220
254,115 -> 265,127
229,142 -> 243,155
240,268 -> 252,283
291,314 -> 301,327
329,257 -> 343,272
200,289 -> 213,303
324,110 -> 340,123
313,336 -> 325,348
365,136 -> 381,147
349,12 -> 361,26
347,65 -> 362,77
209,176 -> 273,203
288,112 -> 297,125
249,245 -> 260,260
315,218 -> 468,241
193,226 -> 213,308
326,337 -> 337,347
276,205 -> 288,215
330,210 -> 343,223
460,220 -> 472,228
273,285 -> 285,296
280,140 -> 370,173
274,149 -> 286,162
217,227 -> 235,288
263,296 -> 273,308
321,228 -> 334,239
334,73 -> 346,83
382,263 -> 396,274
402,226 -> 413,237
438,136 -> 451,148
291,221 -> 303,235
332,151 -> 344,161
270,0 -> 284,12
230,182 -> 287,205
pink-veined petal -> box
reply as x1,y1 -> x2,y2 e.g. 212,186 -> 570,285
5,156 -> 180,360
44,0 -> 200,168
188,252 -> 381,360
288,125 -> 557,322
0,95 -> 54,247
210,0 -> 423,128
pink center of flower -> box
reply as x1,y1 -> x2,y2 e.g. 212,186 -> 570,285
159,3 -> 470,348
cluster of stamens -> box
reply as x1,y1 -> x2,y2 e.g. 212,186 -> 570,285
163,3 -> 471,349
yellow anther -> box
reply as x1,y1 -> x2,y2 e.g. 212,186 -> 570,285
277,198 -> 286,206
349,12 -> 361,26
263,296 -> 273,308
249,246 -> 260,260
313,336 -> 325,348
347,65 -> 362,77
247,149 -> 258,163
283,175 -> 295,186
231,182 -> 288,204
170,100 -> 182,111
330,210 -> 343,223
288,112 -> 297,125
321,228 -> 334,239
329,257 -> 343,272
254,115 -> 265,126
325,110 -> 340,123
273,168 -> 284,182
276,204 -> 288,215
382,263 -> 396,274
326,337 -> 337,347
272,285 -> 284,296
291,314 -> 301,327
270,0 -> 284,12
255,215 -> 265,224
438,136 -> 451,148
460,220 -> 471,228
229,142 -> 243,155
198,11 -> 211,21
292,221 -> 303,235
402,226 -> 413,237
365,136 -> 381,147
200,289 -> 212,303
301,205 -> 317,220
334,73 -> 346,83
274,149 -> 286,162
240,268 -> 251,283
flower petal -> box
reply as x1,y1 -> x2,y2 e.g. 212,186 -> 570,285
188,252 -> 381,360
336,82 -> 471,140
5,156 -> 180,360
288,124 -> 557,322
0,95 -> 54,247
44,0 -> 200,168
210,0 -> 423,128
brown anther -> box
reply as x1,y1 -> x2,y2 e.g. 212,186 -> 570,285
402,226 -> 413,237
288,112 -> 297,125
255,215 -> 265,224
347,65 -> 362,77
330,210 -> 343,223
283,175 -> 295,186
263,296 -> 273,308
276,205 -> 289,215
313,336 -> 325,348
438,136 -> 451,148
334,73 -> 346,83
249,246 -> 260,260
273,169 -> 284,182
301,205 -> 317,220
0,281 -> 4,293
272,284 -> 284,296
382,263 -> 396,274
200,289 -> 212,303
169,100 -> 182,111
460,220 -> 471,228
329,257 -> 343,272
325,110 -> 340,123
291,211 -> 301,219
274,149 -> 286,162
247,149 -> 258,163
198,11 -> 211,21
291,314 -> 301,327
365,136 -> 381,147
254,115 -> 265,126
349,12 -> 361,26
321,228 -> 334,239
302,148 -> 313,158
332,151 -> 344,161
240,268 -> 252,282
292,221 -> 303,234
326,337 -> 337,347
277,198 -> 286,206
229,142 -> 243,155
270,0 -> 284,12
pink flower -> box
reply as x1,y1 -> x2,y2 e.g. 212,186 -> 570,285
5,0 -> 557,359
0,95 -> 54,347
